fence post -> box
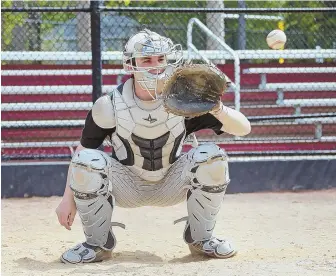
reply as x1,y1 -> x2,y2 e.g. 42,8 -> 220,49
90,1 -> 102,103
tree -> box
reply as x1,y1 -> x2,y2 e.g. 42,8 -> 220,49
76,0 -> 91,51
206,0 -> 225,64
1,0 -> 335,53
1,1 -> 76,51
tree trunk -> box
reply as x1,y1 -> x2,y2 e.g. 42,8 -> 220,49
76,0 -> 91,55
27,11 -> 41,52
238,0 -> 246,50
206,0 -> 225,64
10,1 -> 25,52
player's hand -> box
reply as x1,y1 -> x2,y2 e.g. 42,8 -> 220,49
56,197 -> 77,230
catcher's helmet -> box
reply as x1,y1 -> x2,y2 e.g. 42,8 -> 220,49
123,29 -> 183,98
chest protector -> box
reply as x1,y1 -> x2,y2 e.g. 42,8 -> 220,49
111,79 -> 186,182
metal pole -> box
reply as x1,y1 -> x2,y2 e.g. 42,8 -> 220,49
90,1 -> 102,103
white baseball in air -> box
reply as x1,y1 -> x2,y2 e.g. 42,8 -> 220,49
266,29 -> 287,50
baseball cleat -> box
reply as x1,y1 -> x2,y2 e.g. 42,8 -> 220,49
188,237 -> 237,259
60,242 -> 112,264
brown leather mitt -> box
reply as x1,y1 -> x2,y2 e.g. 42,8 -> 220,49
161,63 -> 228,118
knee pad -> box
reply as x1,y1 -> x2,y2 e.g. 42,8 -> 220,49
181,144 -> 230,243
186,143 -> 230,189
70,149 -> 113,195
70,149 -> 116,250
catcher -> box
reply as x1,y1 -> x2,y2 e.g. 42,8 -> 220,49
56,29 -> 251,264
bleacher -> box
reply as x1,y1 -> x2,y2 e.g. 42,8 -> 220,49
2,60 -> 336,161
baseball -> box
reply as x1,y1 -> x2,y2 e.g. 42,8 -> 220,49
266,29 -> 287,49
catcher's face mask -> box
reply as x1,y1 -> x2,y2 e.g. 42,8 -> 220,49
123,29 -> 183,99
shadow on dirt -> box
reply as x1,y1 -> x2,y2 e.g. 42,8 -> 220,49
15,250 -> 211,274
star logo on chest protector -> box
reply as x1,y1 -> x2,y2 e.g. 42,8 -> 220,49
143,114 -> 157,124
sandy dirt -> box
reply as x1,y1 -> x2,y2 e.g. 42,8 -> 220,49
2,190 -> 336,276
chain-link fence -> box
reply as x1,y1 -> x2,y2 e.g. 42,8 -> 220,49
2,1 -> 336,161
2,1 -> 336,52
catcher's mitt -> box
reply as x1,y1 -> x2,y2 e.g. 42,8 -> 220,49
161,63 -> 228,118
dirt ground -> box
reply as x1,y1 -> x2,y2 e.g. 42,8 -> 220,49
2,190 -> 336,276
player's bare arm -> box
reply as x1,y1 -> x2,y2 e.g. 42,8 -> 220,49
55,144 -> 85,230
